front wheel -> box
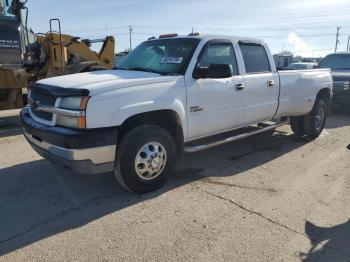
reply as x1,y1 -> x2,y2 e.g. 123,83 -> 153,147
114,125 -> 177,193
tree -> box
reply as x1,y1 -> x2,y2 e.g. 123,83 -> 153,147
278,50 -> 293,56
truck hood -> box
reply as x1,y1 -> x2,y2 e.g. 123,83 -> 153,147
36,70 -> 179,96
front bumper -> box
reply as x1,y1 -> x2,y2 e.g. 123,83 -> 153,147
21,107 -> 117,174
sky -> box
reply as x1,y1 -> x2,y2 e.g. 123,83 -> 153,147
25,0 -> 350,57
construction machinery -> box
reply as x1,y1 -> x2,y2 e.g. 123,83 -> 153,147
0,0 -> 115,111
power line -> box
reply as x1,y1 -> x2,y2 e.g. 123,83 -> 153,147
292,48 -> 333,53
62,24 -> 350,35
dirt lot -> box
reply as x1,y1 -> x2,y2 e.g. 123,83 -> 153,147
0,109 -> 349,262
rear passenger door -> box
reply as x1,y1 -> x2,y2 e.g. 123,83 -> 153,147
239,42 -> 280,124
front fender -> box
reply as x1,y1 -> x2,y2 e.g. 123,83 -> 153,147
110,99 -> 186,128
86,81 -> 187,135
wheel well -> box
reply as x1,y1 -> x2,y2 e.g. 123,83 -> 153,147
317,88 -> 332,115
317,88 -> 331,100
118,110 -> 184,155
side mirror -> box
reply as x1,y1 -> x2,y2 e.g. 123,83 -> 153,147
193,63 -> 233,79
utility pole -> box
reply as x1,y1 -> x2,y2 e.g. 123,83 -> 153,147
129,25 -> 133,51
335,26 -> 341,53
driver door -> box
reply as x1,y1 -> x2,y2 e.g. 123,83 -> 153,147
186,40 -> 245,140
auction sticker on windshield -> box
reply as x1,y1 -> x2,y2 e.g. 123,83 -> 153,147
160,57 -> 184,64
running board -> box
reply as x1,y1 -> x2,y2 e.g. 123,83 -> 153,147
184,120 -> 289,153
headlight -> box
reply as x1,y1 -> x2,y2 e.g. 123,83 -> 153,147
56,96 -> 89,129
56,114 -> 84,128
58,96 -> 89,110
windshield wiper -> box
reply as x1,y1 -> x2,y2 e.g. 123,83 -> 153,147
127,67 -> 161,74
113,66 -> 127,70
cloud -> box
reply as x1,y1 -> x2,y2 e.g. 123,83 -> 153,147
287,0 -> 350,9
287,32 -> 314,56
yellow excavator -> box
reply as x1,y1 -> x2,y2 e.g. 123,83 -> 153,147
0,0 -> 115,111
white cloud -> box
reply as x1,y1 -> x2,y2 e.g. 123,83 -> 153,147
287,32 -> 314,57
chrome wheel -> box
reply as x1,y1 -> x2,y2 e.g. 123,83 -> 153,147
314,105 -> 325,131
134,142 -> 167,180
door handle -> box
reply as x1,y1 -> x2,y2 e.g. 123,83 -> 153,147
267,80 -> 275,87
235,83 -> 245,91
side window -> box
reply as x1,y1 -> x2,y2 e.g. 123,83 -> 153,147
239,43 -> 271,73
197,43 -> 238,75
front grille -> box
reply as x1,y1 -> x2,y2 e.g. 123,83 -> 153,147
31,109 -> 53,121
31,90 -> 56,106
30,89 -> 57,122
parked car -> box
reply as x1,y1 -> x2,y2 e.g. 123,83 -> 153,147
21,34 -> 333,193
317,52 -> 350,110
286,62 -> 317,70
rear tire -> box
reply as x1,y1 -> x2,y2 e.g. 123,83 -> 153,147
290,98 -> 327,139
290,116 -> 305,137
114,125 -> 176,193
303,99 -> 327,139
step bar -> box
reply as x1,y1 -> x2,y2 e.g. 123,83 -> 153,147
184,120 -> 289,153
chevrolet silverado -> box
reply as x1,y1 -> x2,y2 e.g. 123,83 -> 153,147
21,34 -> 333,193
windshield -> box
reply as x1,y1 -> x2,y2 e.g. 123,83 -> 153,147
117,38 -> 200,76
317,54 -> 350,70
0,0 -> 15,20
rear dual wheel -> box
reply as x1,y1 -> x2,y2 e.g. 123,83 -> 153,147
290,98 -> 327,139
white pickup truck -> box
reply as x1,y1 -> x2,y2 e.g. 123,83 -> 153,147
21,34 -> 333,193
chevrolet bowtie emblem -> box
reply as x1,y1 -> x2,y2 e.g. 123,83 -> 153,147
31,100 -> 40,110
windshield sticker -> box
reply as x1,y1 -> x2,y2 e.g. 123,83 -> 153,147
160,57 -> 184,64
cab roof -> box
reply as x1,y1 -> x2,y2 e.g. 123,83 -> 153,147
147,34 -> 265,44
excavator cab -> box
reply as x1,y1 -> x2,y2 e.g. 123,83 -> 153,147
0,0 -> 22,68
0,0 -> 29,109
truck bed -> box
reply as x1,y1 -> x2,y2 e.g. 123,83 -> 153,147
276,68 -> 332,117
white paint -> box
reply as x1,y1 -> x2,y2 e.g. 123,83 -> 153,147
35,35 -> 333,142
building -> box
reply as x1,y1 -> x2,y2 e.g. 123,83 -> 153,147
273,54 -> 293,70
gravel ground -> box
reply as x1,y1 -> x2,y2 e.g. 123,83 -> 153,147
0,109 -> 349,262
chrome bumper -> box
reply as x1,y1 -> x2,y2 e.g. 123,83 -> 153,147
24,132 -> 116,164
24,132 -> 116,174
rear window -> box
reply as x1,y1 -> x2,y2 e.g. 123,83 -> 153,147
239,43 -> 271,73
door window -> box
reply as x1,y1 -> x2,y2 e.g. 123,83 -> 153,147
198,42 -> 238,75
239,43 -> 271,73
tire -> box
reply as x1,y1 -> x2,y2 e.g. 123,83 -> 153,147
303,99 -> 327,139
114,125 -> 177,193
290,116 -> 305,137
